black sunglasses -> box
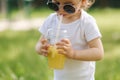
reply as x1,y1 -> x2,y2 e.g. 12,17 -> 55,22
47,2 -> 75,14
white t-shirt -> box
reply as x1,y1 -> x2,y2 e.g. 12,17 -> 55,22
39,10 -> 101,80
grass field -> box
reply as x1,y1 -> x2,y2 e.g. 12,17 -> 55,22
0,8 -> 120,80
91,8 -> 120,80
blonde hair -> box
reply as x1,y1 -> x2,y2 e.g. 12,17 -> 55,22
82,0 -> 95,10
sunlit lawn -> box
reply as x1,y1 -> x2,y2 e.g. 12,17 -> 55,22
0,8 -> 120,80
0,30 -> 53,80
90,8 -> 120,80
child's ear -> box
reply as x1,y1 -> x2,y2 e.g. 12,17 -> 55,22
80,0 -> 87,8
81,0 -> 87,5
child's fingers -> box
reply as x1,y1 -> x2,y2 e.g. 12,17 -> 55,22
39,43 -> 50,56
41,49 -> 48,53
56,41 -> 70,48
57,49 -> 66,55
41,44 -> 50,50
61,39 -> 70,44
41,39 -> 48,44
56,39 -> 71,53
57,45 -> 68,51
41,49 -> 48,56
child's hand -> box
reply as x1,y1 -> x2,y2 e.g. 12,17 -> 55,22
56,39 -> 75,59
40,39 -> 50,57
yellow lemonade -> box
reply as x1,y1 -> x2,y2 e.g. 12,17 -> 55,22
48,46 -> 66,69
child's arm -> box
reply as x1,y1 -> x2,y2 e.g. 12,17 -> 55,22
35,35 -> 50,57
74,38 -> 104,61
56,38 -> 104,61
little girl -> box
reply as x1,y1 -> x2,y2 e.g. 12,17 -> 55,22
36,0 -> 104,80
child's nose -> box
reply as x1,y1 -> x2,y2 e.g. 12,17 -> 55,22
58,5 -> 64,12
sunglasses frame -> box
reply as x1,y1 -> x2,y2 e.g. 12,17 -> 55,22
47,2 -> 76,14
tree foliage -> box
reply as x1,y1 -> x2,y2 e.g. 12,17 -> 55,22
94,0 -> 120,8
0,0 -> 120,12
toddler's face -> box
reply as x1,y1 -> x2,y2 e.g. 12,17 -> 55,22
51,0 -> 83,17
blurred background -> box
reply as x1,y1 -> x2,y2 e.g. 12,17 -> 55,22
0,0 -> 120,80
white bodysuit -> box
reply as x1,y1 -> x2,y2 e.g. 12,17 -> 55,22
39,10 -> 101,80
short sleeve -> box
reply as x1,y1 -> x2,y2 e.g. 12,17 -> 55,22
39,20 -> 48,36
39,17 -> 50,36
39,13 -> 55,36
84,17 -> 102,42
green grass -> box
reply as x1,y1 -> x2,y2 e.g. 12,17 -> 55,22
0,30 -> 53,80
0,8 -> 120,80
90,8 -> 120,80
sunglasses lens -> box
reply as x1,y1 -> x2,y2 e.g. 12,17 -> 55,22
47,2 -> 59,11
64,5 -> 75,14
